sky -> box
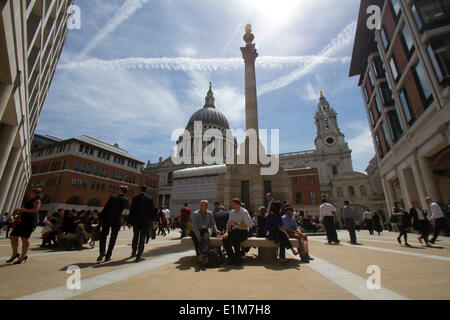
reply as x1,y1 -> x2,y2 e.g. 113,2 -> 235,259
37,0 -> 375,173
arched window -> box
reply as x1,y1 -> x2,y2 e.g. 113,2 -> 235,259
66,196 -> 83,205
348,186 -> 355,197
360,185 -> 367,196
336,187 -> 343,197
87,199 -> 101,207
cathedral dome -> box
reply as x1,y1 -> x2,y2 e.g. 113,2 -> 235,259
186,83 -> 230,130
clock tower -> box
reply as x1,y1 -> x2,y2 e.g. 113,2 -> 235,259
314,91 -> 349,154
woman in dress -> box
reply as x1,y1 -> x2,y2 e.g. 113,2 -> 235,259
392,200 -> 411,247
265,201 -> 298,262
7,188 -> 42,264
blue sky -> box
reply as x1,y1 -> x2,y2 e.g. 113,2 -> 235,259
38,0 -> 375,173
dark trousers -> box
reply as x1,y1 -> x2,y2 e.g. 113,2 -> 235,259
396,224 -> 408,243
365,219 -> 374,235
223,229 -> 248,263
418,220 -> 429,243
99,223 -> 121,257
346,218 -> 357,243
277,231 -> 293,259
431,218 -> 447,243
190,229 -> 209,257
180,221 -> 188,238
132,224 -> 149,258
323,216 -> 338,243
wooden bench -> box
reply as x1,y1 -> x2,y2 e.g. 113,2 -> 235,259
181,233 -> 325,260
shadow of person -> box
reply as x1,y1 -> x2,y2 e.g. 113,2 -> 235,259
174,256 -> 205,272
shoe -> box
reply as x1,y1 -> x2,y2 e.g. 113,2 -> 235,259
130,253 -> 136,258
301,257 -> 310,263
96,254 -> 105,262
397,237 -> 401,245
405,243 -> 412,248
430,239 -> 436,245
306,254 -> 314,261
292,248 -> 299,256
13,256 -> 28,264
135,257 -> 145,262
104,256 -> 111,262
418,237 -> 423,244
425,243 -> 433,248
335,240 -> 340,245
6,253 -> 20,263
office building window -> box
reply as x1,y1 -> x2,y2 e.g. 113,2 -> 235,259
294,178 -> 300,185
427,35 -> 450,86
399,88 -> 415,125
400,23 -> 415,58
378,81 -> 394,106
381,121 -> 391,151
363,86 -> 370,102
371,56 -> 385,79
369,109 -> 376,127
80,163 -> 85,172
412,0 -> 450,31
374,94 -> 381,116
86,164 -> 90,173
368,70 -> 375,90
75,161 -> 80,171
310,192 -> 317,204
412,61 -> 434,108
296,192 -> 302,204
375,133 -> 384,157
380,25 -> 390,50
389,56 -> 400,81
390,0 -> 401,21
308,177 -> 315,184
387,108 -> 404,143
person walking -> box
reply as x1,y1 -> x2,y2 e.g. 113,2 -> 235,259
97,185 -> 129,262
222,198 -> 253,266
319,199 -> 339,245
410,200 -> 431,247
391,201 -> 411,247
282,206 -> 312,262
363,209 -> 374,235
426,197 -> 447,245
190,200 -> 219,265
129,186 -> 157,262
342,201 -> 359,245
7,188 -> 42,264
177,203 -> 191,238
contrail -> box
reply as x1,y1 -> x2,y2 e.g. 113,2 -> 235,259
59,55 -> 348,72
257,20 -> 357,96
77,0 -> 150,60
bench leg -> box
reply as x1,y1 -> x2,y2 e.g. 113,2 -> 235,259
258,247 -> 277,261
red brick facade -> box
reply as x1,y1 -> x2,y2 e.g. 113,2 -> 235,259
286,168 -> 321,207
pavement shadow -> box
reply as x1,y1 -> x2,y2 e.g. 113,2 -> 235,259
174,253 -> 302,272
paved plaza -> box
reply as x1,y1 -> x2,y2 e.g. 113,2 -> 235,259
0,227 -> 449,300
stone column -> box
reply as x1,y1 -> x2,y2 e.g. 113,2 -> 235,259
240,24 -> 259,135
418,156 -> 441,202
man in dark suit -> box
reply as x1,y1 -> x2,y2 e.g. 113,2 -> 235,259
128,186 -> 156,262
97,185 -> 129,262
213,206 -> 230,235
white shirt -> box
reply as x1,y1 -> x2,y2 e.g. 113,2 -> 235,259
163,209 -> 171,221
430,202 -> 444,220
363,211 -> 373,220
319,203 -> 336,222
228,207 -> 254,231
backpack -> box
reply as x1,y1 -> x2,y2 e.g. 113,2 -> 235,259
206,245 -> 223,268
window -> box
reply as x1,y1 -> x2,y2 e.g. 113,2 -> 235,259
427,35 -> 450,86
99,167 -> 103,176
79,145 -> 84,153
387,108 -> 404,143
74,161 -> 80,171
103,168 -> 108,177
310,192 -> 317,204
308,177 -> 315,184
295,192 -> 302,204
294,178 -> 300,185
348,186 -> 355,197
412,0 -> 450,31
399,88 -> 415,125
369,109 -> 376,127
167,172 -> 173,185
367,70 -> 374,90
389,56 -> 399,81
400,23 -> 415,58
66,196 -> 83,205
86,164 -> 90,173
371,56 -> 385,79
380,25 -> 390,50
363,86 -> 370,102
94,167 -> 98,175
360,185 -> 367,196
71,178 -> 77,185
412,61 -> 434,108
264,181 -> 272,195
374,94 -> 381,116
80,163 -> 85,173
98,151 -> 102,158
375,133 -> 384,157
390,0 -> 401,21
381,122 -> 391,152
378,81 -> 394,106
332,165 -> 338,175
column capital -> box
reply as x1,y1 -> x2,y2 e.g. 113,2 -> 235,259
240,44 -> 258,64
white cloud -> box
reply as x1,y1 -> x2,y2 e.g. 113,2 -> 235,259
346,121 -> 375,173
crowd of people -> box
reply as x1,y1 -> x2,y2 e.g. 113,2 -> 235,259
2,186 -> 449,267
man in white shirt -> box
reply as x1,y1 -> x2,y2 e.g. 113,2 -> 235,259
222,198 -> 254,266
362,210 -> 374,235
163,205 -> 171,233
319,199 -> 339,245
426,197 -> 447,244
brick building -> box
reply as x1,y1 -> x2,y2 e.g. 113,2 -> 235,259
350,0 -> 450,211
285,168 -> 321,217
27,134 -> 158,220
